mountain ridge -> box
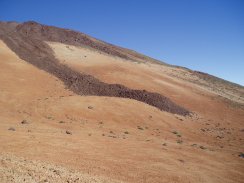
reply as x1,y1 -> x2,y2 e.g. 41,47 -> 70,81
1,21 -> 243,107
1,20 -> 243,87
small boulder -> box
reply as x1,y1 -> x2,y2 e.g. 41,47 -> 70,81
8,127 -> 15,131
137,126 -> 144,130
21,120 -> 29,124
238,153 -> 244,158
200,146 -> 207,150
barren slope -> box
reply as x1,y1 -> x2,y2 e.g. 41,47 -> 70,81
0,21 -> 244,183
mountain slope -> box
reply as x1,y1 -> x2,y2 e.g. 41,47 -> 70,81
0,21 -> 190,116
0,21 -> 243,183
1,21 -> 243,105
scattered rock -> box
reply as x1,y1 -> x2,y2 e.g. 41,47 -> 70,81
172,131 -> 182,137
59,121 -> 65,123
8,127 -> 15,131
124,131 -> 129,134
137,126 -> 144,130
178,159 -> 185,163
66,130 -> 72,135
216,135 -> 224,139
108,135 -> 116,138
177,140 -> 183,144
162,143 -> 167,146
53,169 -> 61,176
238,153 -> 244,158
199,146 -> 207,150
37,179 -> 48,183
21,120 -> 29,124
88,106 -> 93,109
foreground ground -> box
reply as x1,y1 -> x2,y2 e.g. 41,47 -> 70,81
0,39 -> 243,183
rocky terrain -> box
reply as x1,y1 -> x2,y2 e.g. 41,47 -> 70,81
0,21 -> 190,116
0,21 -> 243,183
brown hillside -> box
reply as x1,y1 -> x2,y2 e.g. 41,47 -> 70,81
0,21 -> 243,183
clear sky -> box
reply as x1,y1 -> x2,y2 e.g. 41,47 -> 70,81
1,0 -> 244,85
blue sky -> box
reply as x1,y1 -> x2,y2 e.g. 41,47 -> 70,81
1,0 -> 244,85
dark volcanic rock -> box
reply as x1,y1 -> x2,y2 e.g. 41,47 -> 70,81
0,21 -> 190,116
66,130 -> 72,135
238,153 -> 244,158
8,127 -> 16,131
21,120 -> 29,124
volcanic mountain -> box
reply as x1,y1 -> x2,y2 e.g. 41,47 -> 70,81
0,21 -> 243,183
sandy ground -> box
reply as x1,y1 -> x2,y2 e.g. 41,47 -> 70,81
48,42 -> 244,105
0,40 -> 244,182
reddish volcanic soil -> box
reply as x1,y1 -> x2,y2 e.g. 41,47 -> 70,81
0,21 -> 243,183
